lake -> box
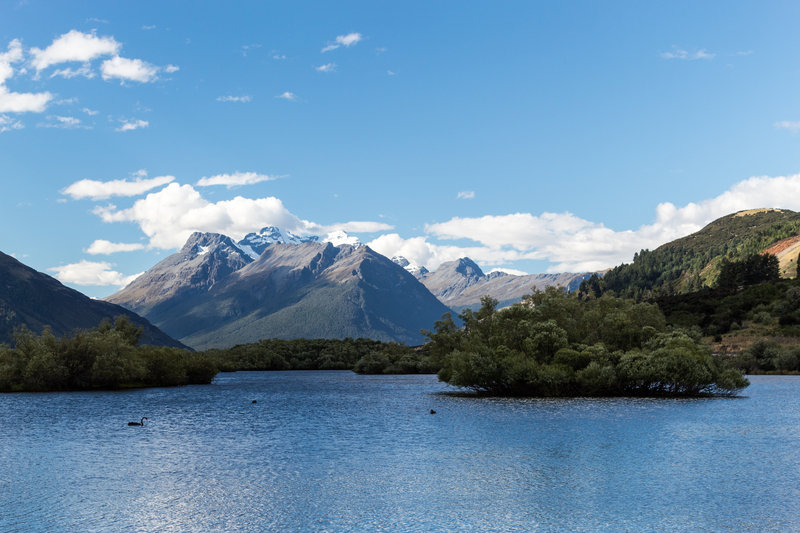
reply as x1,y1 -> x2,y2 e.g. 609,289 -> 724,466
1,371 -> 798,532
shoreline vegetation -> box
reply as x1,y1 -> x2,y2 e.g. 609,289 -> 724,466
10,271 -> 800,394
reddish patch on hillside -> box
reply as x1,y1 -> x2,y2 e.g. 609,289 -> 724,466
765,234 -> 800,256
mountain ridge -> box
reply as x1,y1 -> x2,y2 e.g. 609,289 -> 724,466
0,251 -> 185,348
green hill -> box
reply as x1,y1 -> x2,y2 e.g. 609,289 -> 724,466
583,208 -> 800,299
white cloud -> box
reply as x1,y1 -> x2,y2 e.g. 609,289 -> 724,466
276,91 -> 297,101
101,56 -> 158,83
0,87 -> 53,113
272,53 -> 286,60
321,221 -> 393,233
115,118 -> 148,132
40,115 -> 83,129
62,174 -> 175,200
93,183 -> 311,249
0,39 -> 24,85
82,107 -> 98,115
217,95 -> 252,103
0,114 -> 23,132
51,64 -> 94,79
91,182 -> 393,250
164,64 -> 179,73
775,121 -> 800,133
48,260 -> 142,287
196,171 -> 276,188
141,25 -> 156,31
315,63 -> 337,73
322,32 -> 362,53
30,30 -> 120,72
488,268 -> 529,276
86,240 -> 146,254
660,46 -> 716,61
0,39 -> 53,113
408,172 -> 800,273
457,190 -> 475,200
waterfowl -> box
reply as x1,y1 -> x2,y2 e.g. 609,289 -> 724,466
128,417 -> 148,426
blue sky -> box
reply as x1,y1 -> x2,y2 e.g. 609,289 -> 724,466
2,0 -> 800,297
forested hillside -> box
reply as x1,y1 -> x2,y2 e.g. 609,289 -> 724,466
580,209 -> 800,299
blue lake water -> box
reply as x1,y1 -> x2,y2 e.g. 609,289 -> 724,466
1,371 -> 799,532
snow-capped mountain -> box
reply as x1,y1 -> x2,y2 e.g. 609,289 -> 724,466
322,230 -> 361,247
107,232 -> 448,350
391,256 -> 429,277
237,226 -> 319,259
236,226 -> 359,259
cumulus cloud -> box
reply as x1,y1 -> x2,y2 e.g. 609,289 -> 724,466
322,32 -> 362,53
0,39 -> 52,113
30,30 -> 120,72
115,118 -> 148,132
62,174 -> 175,200
216,95 -> 252,103
319,221 -> 394,234
775,121 -> 800,133
86,240 -> 146,254
276,91 -> 297,101
93,183 -> 312,249
164,64 -> 179,73
196,171 -> 277,188
100,56 -> 158,83
315,63 -> 336,73
0,87 -> 53,113
48,260 -> 142,287
457,190 -> 475,200
660,46 -> 715,61
368,172 -> 800,274
90,182 -> 393,250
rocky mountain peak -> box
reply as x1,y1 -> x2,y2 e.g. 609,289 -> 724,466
391,256 -> 429,277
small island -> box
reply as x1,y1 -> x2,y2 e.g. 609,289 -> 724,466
425,289 -> 749,397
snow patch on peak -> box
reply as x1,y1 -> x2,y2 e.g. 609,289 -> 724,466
197,245 -> 210,256
237,226 -> 319,258
323,230 -> 361,247
392,255 -> 429,276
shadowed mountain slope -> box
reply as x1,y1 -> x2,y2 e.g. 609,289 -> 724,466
0,251 -> 185,348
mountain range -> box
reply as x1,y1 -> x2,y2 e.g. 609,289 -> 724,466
107,228 -> 451,350
409,257 -> 592,311
11,209 -> 797,352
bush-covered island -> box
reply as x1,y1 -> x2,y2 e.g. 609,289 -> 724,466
426,289 -> 749,397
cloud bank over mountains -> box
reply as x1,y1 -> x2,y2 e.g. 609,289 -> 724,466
54,170 -> 800,287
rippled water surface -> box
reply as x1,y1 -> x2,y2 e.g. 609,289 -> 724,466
1,372 -> 799,532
